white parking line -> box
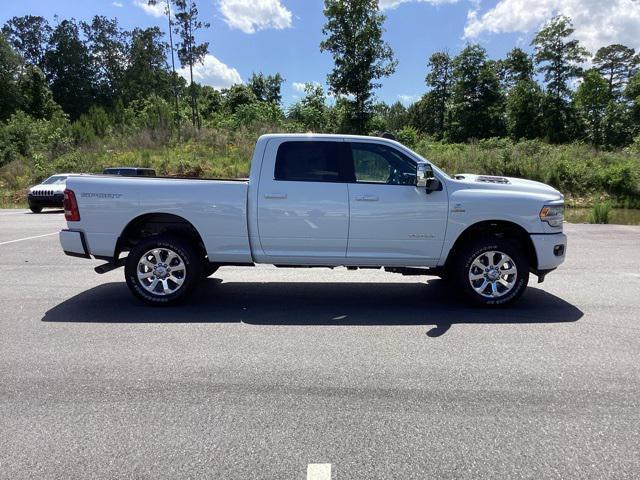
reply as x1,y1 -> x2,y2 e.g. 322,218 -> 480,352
0,232 -> 58,246
307,464 -> 332,480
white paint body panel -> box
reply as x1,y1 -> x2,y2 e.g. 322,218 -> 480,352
64,176 -> 251,261
256,138 -> 349,258
59,230 -> 85,255
61,134 -> 566,273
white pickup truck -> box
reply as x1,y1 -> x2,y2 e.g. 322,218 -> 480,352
59,134 -> 567,306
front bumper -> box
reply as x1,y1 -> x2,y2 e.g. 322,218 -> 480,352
530,233 -> 567,270
28,193 -> 64,208
60,230 -> 90,259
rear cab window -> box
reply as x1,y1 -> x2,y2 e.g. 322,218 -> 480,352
274,141 -> 349,183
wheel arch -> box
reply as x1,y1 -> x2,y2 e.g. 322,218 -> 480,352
444,220 -> 538,272
115,212 -> 206,260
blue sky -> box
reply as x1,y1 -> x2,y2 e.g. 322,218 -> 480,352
2,0 -> 639,106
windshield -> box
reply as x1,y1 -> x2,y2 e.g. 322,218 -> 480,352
42,175 -> 68,185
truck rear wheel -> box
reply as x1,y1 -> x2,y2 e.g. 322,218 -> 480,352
125,234 -> 202,306
454,238 -> 529,306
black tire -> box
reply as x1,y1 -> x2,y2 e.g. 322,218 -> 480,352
125,234 -> 202,306
454,237 -> 529,306
29,204 -> 42,213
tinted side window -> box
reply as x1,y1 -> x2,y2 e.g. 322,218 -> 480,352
275,141 -> 346,182
350,143 -> 416,185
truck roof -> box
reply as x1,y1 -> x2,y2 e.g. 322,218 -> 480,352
258,133 -> 399,142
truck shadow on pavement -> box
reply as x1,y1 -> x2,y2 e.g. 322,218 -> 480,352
42,278 -> 583,337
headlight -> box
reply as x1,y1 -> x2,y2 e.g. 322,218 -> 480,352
539,204 -> 564,227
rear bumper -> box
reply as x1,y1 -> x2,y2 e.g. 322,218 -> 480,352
530,232 -> 567,270
60,230 -> 90,259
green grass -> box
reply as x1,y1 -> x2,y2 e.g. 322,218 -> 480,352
588,201 -> 612,224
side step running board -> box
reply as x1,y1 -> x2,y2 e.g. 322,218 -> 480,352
95,258 -> 126,274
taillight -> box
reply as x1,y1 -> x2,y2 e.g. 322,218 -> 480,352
63,189 -> 80,221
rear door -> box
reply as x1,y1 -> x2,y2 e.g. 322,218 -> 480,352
256,139 -> 351,259
346,141 -> 449,265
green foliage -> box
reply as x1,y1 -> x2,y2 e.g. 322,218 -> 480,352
588,201 -> 612,224
396,126 -> 418,148
248,73 -> 284,104
81,16 -> 128,107
532,15 -> 589,101
0,33 -> 23,121
124,27 -> 174,105
574,69 -> 611,147
414,139 -> 639,202
1,15 -> 51,69
1,11 -> 640,214
498,47 -> 534,88
223,84 -> 258,114
44,19 -> 97,120
320,0 -> 397,134
448,44 -> 505,141
288,83 -> 330,132
424,51 -> 453,138
172,0 -> 210,127
593,44 -> 639,97
506,79 -> 543,140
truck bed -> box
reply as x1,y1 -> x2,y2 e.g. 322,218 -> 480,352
65,175 -> 252,263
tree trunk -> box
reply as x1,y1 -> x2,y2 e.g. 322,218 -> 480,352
166,0 -> 180,138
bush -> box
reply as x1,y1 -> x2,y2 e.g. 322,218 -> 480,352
396,126 -> 419,148
588,201 -> 612,224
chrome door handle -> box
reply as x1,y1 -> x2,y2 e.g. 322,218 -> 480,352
355,195 -> 379,201
264,193 -> 287,199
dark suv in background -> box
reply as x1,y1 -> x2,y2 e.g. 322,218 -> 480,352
103,167 -> 156,177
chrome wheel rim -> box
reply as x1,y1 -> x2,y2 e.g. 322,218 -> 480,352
137,248 -> 187,296
468,250 -> 518,299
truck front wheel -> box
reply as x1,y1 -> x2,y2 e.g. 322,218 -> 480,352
454,238 -> 529,306
125,234 -> 202,306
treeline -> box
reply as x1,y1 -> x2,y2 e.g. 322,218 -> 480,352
2,7 -> 640,153
0,2 -> 639,192
407,17 -> 640,147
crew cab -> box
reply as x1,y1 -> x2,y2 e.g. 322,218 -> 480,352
59,134 -> 567,306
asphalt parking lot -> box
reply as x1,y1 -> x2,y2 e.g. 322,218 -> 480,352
1,209 -> 639,479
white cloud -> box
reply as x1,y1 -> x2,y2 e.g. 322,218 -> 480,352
398,94 -> 419,105
379,0 -> 458,10
113,1 -> 124,7
292,81 -> 320,92
464,0 -> 640,53
218,0 -> 293,34
177,54 -> 242,90
132,0 -> 165,17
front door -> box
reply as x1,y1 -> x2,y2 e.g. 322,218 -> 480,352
346,141 -> 448,265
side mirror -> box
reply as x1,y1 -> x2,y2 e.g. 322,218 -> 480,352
425,177 -> 442,194
416,163 -> 428,188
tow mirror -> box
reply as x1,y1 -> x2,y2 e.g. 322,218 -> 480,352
417,163 -> 442,193
416,163 -> 428,188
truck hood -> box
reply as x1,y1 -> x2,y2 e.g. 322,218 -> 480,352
453,174 -> 563,201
